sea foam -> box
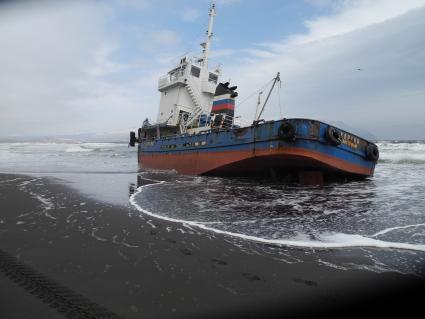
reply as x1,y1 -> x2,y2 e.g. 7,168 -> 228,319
129,180 -> 425,252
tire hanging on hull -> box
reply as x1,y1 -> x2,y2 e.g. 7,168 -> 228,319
326,126 -> 342,145
366,144 -> 379,161
278,121 -> 296,141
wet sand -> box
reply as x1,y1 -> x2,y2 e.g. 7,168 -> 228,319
0,173 -> 424,318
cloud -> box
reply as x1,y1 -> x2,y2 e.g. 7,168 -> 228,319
304,0 -> 335,8
86,44 -> 128,77
1,0 -> 424,139
222,1 -> 425,138
215,0 -> 241,5
292,0 -> 425,45
115,0 -> 151,9
140,28 -> 183,58
242,49 -> 279,59
210,48 -> 237,59
181,7 -> 200,22
151,29 -> 181,46
0,1 -> 149,136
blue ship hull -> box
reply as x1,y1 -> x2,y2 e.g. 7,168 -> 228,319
138,118 -> 378,181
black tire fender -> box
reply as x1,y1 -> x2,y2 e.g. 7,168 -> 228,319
326,126 -> 342,145
129,131 -> 136,147
278,121 -> 296,141
366,143 -> 379,161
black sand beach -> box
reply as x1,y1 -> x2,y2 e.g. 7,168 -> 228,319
0,173 -> 424,318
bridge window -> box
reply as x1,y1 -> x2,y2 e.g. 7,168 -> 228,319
208,73 -> 218,83
191,66 -> 200,77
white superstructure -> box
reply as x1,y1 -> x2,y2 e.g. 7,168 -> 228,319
156,4 -> 220,133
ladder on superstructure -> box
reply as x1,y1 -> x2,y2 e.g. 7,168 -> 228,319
180,78 -> 204,133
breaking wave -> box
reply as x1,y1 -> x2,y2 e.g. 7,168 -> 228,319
65,145 -> 94,153
377,141 -> 425,164
0,142 -> 134,174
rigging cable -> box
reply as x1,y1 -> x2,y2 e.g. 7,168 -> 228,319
236,78 -> 275,109
278,78 -> 282,118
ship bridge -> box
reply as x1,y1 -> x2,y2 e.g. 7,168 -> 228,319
155,4 -> 221,133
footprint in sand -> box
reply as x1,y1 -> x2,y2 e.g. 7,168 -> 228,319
242,273 -> 261,281
179,248 -> 192,256
293,278 -> 318,287
211,258 -> 227,265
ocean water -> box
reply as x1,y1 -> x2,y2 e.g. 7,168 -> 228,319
1,140 -> 425,274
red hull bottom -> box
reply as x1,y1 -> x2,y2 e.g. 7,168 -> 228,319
138,147 -> 373,178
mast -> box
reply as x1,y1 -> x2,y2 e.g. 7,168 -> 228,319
202,3 -> 216,68
256,72 -> 280,121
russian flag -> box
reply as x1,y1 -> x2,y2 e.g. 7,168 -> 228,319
212,98 -> 235,112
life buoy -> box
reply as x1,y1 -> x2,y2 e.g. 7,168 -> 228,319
278,121 -> 296,141
326,126 -> 342,145
366,144 -> 379,161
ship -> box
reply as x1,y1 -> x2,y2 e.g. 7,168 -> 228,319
129,4 -> 379,184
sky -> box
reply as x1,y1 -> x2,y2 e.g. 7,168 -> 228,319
0,0 -> 424,139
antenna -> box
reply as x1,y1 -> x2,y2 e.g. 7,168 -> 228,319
202,3 -> 216,68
